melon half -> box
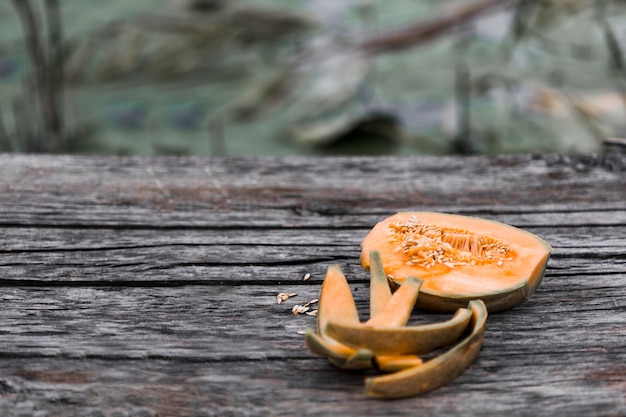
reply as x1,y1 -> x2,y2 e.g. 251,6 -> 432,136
360,212 -> 552,312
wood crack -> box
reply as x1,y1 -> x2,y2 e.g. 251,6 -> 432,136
0,278 -> 352,288
139,257 -> 351,271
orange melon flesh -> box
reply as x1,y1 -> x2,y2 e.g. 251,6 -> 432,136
360,212 -> 552,312
376,355 -> 424,372
317,264 -> 360,335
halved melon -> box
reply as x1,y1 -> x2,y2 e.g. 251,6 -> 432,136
360,212 -> 551,312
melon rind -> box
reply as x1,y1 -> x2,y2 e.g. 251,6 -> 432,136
326,307 -> 472,356
364,299 -> 488,399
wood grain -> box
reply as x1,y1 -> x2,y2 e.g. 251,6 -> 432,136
0,153 -> 624,416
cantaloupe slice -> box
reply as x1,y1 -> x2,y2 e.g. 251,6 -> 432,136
316,264 -> 360,334
364,299 -> 488,399
366,275 -> 422,327
304,329 -> 357,358
304,329 -> 374,370
304,263 -> 423,370
368,250 -> 393,319
303,264 -> 374,370
326,307 -> 472,356
361,212 -> 552,312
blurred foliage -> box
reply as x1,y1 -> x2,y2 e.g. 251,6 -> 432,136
1,0 -> 626,155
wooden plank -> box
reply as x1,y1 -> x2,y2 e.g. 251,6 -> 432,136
0,245 -> 623,284
0,281 -> 623,360
0,154 -> 623,227
0,355 -> 623,417
0,225 -> 624,251
0,251 -> 623,283
0,260 -> 623,286
0,284 -> 623,416
0,154 -> 622,191
0,205 -> 624,228
0,224 -> 623,284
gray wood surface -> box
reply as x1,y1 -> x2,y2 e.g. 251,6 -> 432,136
0,153 -> 624,416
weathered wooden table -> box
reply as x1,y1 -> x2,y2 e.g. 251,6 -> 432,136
0,153 -> 624,416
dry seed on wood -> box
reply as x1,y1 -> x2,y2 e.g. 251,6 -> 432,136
303,273 -> 311,281
276,292 -> 297,304
292,305 -> 310,315
305,310 -> 318,316
304,298 -> 318,307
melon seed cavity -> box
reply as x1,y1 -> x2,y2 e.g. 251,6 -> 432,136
387,216 -> 512,269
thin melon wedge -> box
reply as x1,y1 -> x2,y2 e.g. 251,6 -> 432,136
304,329 -> 374,370
364,299 -> 488,399
304,328 -> 356,359
366,276 -> 422,327
368,250 -> 393,319
326,307 -> 472,356
317,264 -> 360,334
304,264 -> 374,370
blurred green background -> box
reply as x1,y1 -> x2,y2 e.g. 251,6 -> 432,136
1,0 -> 626,156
